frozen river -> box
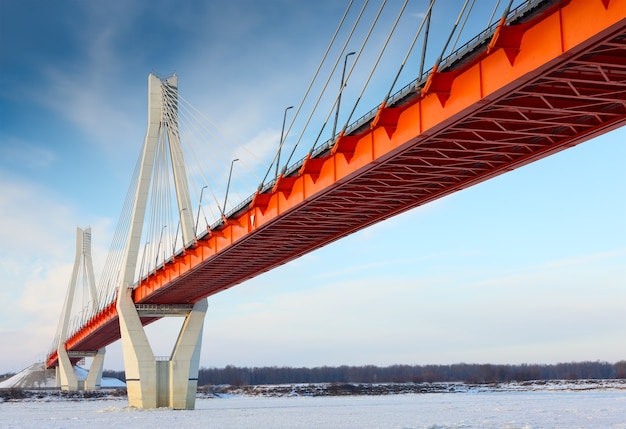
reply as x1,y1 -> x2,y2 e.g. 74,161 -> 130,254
1,390 -> 626,428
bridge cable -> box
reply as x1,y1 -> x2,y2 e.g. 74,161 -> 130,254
340,0 -> 410,136
257,0 -> 358,191
162,89 -> 188,252
96,140 -> 144,309
161,122 -> 174,264
163,83 -> 237,242
80,261 -> 91,325
161,85 -> 218,232
384,0 -> 437,103
292,0 -> 388,159
65,74 -> 257,339
501,0 -> 516,23
135,88 -> 179,277
147,128 -> 164,272
434,0 -> 471,67
172,120 -> 222,231
176,92 -> 264,180
148,129 -> 160,272
262,0 -> 364,186
165,85 -> 250,227
488,0 -> 503,28
58,140 -> 144,347
449,0 -> 477,54
176,129 -> 224,221
419,0 -> 435,83
163,81 -> 258,235
157,89 -> 183,266
143,120 -> 159,275
281,2 -> 376,172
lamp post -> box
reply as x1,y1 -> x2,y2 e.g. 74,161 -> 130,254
332,51 -> 355,141
222,158 -> 239,217
155,225 -> 166,267
139,241 -> 150,281
195,185 -> 208,235
173,207 -> 187,253
275,105 -> 293,180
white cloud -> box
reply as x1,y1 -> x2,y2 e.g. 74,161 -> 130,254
0,173 -> 75,255
0,172 -> 108,370
0,135 -> 57,170
34,66 -> 141,154
200,243 -> 626,368
410,12 -> 428,20
6,3 -> 145,157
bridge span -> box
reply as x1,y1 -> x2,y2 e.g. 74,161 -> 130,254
46,0 -> 626,408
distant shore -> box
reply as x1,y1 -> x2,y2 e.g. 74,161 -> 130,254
200,379 -> 626,398
3,379 -> 626,403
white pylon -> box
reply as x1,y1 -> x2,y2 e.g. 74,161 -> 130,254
56,227 -> 105,391
116,73 -> 207,409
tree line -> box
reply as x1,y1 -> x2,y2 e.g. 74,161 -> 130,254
102,361 -> 626,386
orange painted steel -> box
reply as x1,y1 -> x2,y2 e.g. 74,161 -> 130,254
48,0 -> 626,368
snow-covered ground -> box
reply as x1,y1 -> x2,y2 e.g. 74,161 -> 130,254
204,379 -> 626,397
1,387 -> 626,428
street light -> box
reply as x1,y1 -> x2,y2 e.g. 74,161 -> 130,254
139,242 -> 150,281
155,225 -> 167,267
276,105 -> 294,180
222,158 -> 239,217
173,207 -> 187,253
332,51 -> 355,141
195,185 -> 208,235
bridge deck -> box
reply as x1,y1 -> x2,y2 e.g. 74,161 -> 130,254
48,0 -> 626,368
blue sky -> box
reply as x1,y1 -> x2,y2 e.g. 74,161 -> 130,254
1,0 -> 625,373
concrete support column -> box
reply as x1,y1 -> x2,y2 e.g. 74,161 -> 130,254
170,298 -> 207,409
57,345 -> 78,391
117,286 -> 208,409
84,348 -> 106,390
117,285 -> 157,409
56,346 -> 106,391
